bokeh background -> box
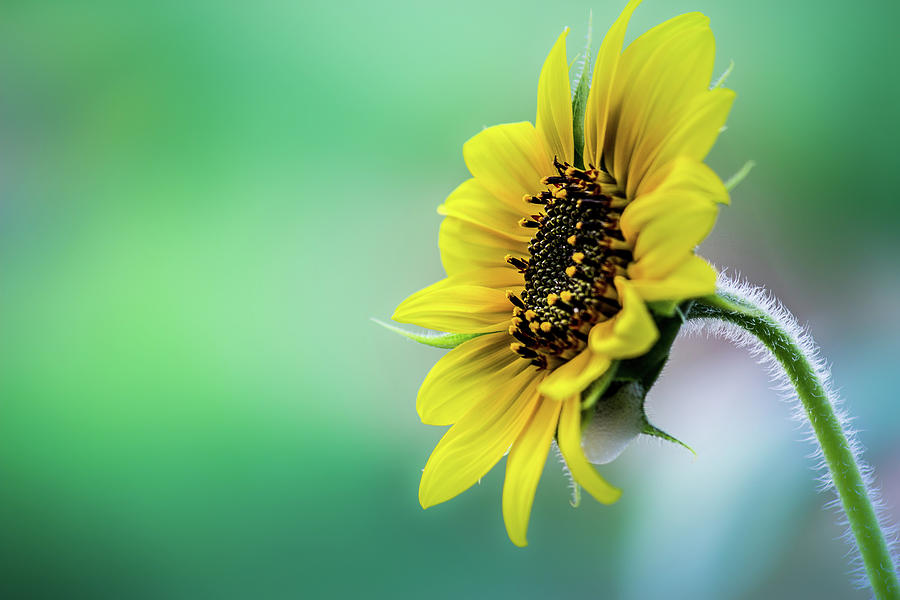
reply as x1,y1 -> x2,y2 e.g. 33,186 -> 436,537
2,0 -> 898,598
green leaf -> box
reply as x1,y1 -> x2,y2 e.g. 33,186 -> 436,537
371,318 -> 486,349
571,11 -> 593,170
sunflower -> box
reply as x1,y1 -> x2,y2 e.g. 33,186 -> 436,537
393,0 -> 734,546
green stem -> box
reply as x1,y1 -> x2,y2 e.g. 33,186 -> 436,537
690,292 -> 899,600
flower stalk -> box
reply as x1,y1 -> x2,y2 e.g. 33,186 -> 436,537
689,287 -> 899,600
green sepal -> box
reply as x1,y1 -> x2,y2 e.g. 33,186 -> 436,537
574,305 -> 695,463
641,420 -> 695,457
371,318 -> 486,349
581,360 -> 619,410
571,11 -> 593,170
723,160 -> 756,192
711,59 -> 734,89
647,300 -> 678,317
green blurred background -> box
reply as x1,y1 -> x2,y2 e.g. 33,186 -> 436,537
2,0 -> 898,598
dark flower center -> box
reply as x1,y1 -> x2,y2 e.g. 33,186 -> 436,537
506,159 -> 632,368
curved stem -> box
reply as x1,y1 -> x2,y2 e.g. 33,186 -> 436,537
690,292 -> 899,599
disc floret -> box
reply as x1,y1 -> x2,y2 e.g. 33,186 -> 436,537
507,160 -> 633,368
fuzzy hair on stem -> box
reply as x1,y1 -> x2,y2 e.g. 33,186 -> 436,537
685,272 -> 899,598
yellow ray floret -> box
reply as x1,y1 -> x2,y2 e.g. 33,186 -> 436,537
558,396 -> 622,504
419,370 -> 542,509
417,332 -> 528,426
502,398 -> 562,546
536,28 -> 574,165
588,278 -> 658,358
583,0 -> 642,168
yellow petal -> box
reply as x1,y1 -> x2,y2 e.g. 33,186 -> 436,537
399,268 -> 523,301
628,254 -> 716,303
589,277 -> 658,358
439,178 -> 532,239
629,200 -> 718,279
538,347 -> 611,401
536,29 -> 574,165
619,190 -> 718,247
393,270 -> 520,333
628,88 -> 736,194
583,0 -> 642,167
558,396 -> 621,504
619,157 -> 726,280
439,216 -> 529,276
417,332 -> 527,426
502,398 -> 562,546
419,370 -> 542,509
631,155 -> 730,209
463,122 -> 552,210
602,13 -> 715,192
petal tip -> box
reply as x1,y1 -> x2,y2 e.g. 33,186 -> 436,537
418,485 -> 435,510
391,304 -> 412,325
599,487 -> 623,505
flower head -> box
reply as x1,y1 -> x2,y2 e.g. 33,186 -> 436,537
393,0 -> 734,546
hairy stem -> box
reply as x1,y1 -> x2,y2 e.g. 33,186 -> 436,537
690,291 -> 899,599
